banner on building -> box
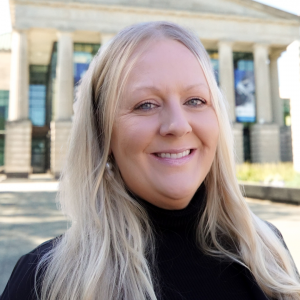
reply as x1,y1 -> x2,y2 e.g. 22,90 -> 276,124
234,61 -> 256,123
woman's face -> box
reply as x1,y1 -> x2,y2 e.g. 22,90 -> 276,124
110,38 -> 219,210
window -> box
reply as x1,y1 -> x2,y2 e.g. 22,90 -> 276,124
0,90 -> 8,166
29,65 -> 48,126
73,43 -> 100,91
207,50 -> 219,85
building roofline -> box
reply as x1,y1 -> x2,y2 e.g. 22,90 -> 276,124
232,0 -> 300,21
9,0 -> 300,28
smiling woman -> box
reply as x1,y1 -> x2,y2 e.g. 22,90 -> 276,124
1,21 -> 300,300
111,38 -> 219,210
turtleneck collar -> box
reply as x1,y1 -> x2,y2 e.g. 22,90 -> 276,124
132,184 -> 206,233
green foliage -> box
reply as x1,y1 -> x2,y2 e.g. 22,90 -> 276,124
236,163 -> 300,187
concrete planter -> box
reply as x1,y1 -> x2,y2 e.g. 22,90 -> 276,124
240,183 -> 300,205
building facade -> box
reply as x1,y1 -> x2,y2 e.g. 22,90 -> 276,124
0,0 -> 299,177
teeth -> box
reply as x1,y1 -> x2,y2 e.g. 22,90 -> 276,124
157,150 -> 191,159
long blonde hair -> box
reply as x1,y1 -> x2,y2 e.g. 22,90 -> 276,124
37,21 -> 300,300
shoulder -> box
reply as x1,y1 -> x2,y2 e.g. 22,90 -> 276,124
0,237 -> 60,300
264,221 -> 299,276
264,221 -> 286,246
264,221 -> 282,236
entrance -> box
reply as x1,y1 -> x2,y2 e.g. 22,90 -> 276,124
243,124 -> 251,162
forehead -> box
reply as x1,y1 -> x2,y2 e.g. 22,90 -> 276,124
123,38 -> 209,92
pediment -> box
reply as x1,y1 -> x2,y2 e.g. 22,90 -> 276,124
67,0 -> 299,21
14,0 -> 300,22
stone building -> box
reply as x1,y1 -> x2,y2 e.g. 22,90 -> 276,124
0,0 -> 299,177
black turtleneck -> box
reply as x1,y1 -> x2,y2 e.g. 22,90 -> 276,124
135,184 -> 270,300
1,185 -> 270,300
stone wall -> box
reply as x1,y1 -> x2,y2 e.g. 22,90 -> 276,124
250,124 -> 280,163
280,126 -> 293,162
4,120 -> 32,176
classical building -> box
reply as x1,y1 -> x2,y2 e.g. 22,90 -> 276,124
0,0 -> 299,177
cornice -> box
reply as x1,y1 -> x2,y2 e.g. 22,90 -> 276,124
12,0 -> 300,27
230,0 -> 300,21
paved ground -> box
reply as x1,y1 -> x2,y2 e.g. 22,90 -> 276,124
246,198 -> 300,271
0,181 -> 66,294
0,181 -> 299,294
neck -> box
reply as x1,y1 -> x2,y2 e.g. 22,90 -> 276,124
131,184 -> 206,233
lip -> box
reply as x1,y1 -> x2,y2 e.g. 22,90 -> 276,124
153,148 -> 193,154
150,148 -> 196,166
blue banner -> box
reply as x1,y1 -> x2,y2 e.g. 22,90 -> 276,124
234,67 -> 256,123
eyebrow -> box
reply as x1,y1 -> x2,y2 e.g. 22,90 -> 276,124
132,83 -> 210,93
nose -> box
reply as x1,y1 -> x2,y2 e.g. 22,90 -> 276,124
159,100 -> 192,137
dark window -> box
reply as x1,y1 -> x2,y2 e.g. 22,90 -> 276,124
0,90 -> 9,166
73,43 -> 100,90
283,99 -> 291,126
31,137 -> 48,173
207,50 -> 219,85
0,90 -> 9,130
29,65 -> 48,126
243,124 -> 252,162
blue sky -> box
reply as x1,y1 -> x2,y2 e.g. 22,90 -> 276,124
254,0 -> 300,15
0,0 -> 299,91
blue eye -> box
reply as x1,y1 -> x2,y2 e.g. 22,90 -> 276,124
135,102 -> 157,110
185,98 -> 206,107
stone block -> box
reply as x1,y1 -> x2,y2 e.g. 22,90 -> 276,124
232,123 -> 244,164
250,123 -> 280,163
50,120 -> 72,176
242,183 -> 300,205
280,126 -> 293,162
4,120 -> 32,176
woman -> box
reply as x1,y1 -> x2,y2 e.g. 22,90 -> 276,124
2,21 -> 300,300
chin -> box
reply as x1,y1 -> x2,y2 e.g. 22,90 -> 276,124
159,183 -> 199,206
162,176 -> 202,195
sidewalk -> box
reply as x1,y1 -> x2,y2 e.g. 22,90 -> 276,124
247,198 -> 300,271
0,179 -> 67,294
0,179 -> 299,294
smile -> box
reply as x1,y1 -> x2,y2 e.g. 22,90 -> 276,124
155,150 -> 191,159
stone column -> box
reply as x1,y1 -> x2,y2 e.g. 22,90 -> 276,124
98,33 -> 115,56
291,90 -> 300,172
251,43 -> 280,163
270,50 -> 287,163
51,31 -> 73,177
5,30 -> 32,177
55,32 -> 74,120
101,33 -> 115,46
253,43 -> 272,123
287,41 -> 300,172
218,41 -> 235,123
270,51 -> 284,127
218,41 -> 244,163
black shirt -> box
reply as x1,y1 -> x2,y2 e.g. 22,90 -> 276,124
1,186 -> 270,300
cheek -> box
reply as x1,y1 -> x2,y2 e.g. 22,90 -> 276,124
193,109 -> 219,149
110,116 -> 158,192
111,116 -> 157,161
